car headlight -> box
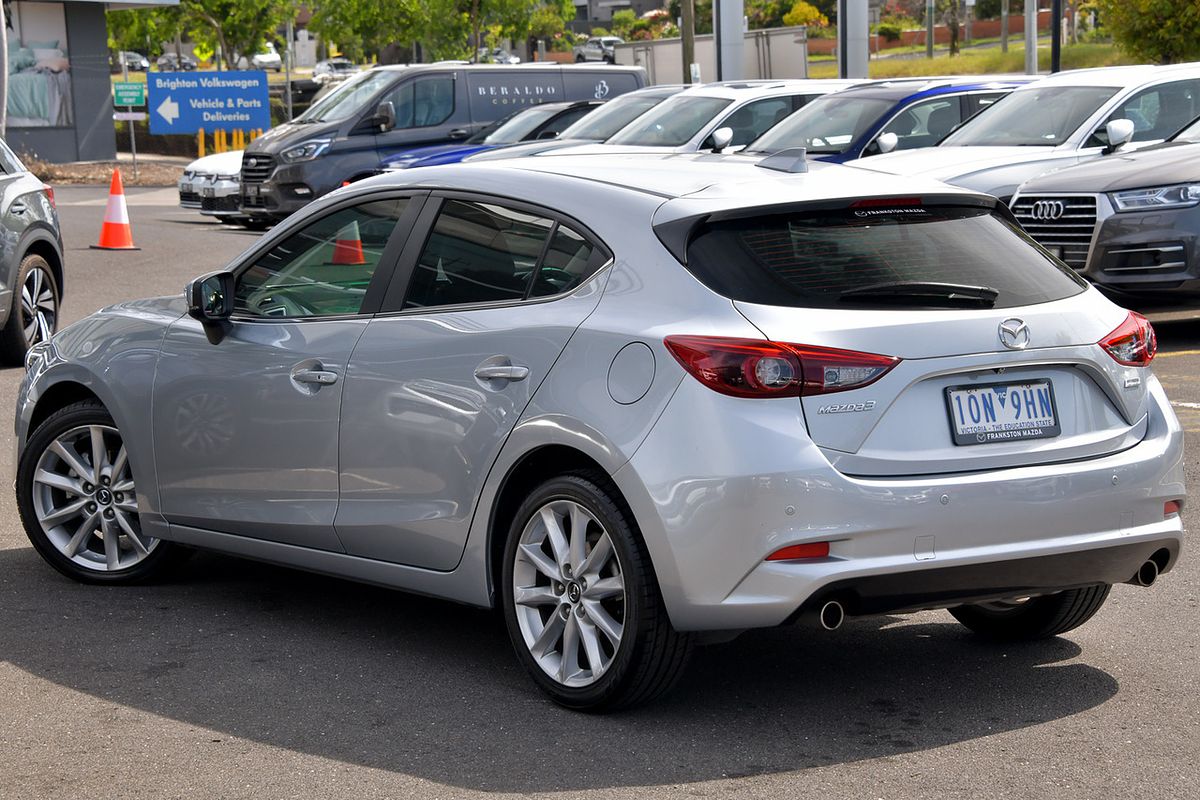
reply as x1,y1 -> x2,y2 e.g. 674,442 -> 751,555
281,139 -> 332,163
216,174 -> 238,181
1111,183 -> 1200,212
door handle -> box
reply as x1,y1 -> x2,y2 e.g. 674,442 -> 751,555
474,364 -> 529,382
10,202 -> 27,215
292,368 -> 339,385
448,128 -> 470,140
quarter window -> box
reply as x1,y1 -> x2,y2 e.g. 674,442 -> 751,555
234,198 -> 409,318
530,225 -> 599,298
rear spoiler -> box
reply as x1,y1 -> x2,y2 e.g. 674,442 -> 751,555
653,193 -> 1000,265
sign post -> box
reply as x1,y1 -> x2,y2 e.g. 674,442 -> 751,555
146,71 -> 271,138
113,80 -> 146,180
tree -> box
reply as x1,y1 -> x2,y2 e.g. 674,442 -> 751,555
783,0 -> 829,27
1093,0 -> 1200,63
107,7 -> 187,59
181,0 -> 289,68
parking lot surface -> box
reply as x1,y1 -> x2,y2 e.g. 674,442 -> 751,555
1,187 -> 1197,799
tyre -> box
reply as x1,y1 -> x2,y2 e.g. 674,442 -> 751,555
575,55 -> 586,63
501,472 -> 692,711
16,400 -> 184,584
949,585 -> 1112,640
0,253 -> 58,365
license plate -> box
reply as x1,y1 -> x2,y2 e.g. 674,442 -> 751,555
945,380 -> 1060,446
245,184 -> 260,197
202,187 -> 215,197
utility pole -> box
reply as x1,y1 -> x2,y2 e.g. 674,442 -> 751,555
285,18 -> 294,121
837,0 -> 868,78
1024,0 -> 1038,74
1001,0 -> 1009,53
681,0 -> 696,84
925,0 -> 935,59
1050,0 -> 1062,72
714,0 -> 743,81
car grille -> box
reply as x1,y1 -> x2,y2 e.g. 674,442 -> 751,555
179,190 -> 201,204
201,195 -> 241,213
1011,195 -> 1098,271
241,192 -> 268,209
241,153 -> 275,183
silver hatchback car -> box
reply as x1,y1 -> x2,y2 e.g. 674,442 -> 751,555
15,153 -> 1184,711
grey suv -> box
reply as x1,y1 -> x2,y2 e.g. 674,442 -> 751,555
0,139 -> 63,364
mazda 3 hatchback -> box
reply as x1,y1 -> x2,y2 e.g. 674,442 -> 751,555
15,153 -> 1184,711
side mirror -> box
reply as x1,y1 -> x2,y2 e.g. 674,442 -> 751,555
374,100 -> 396,132
876,131 -> 900,154
186,271 -> 235,343
710,126 -> 734,153
1104,118 -> 1135,154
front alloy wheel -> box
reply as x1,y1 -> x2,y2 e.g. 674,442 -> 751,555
17,400 -> 183,584
502,473 -> 692,711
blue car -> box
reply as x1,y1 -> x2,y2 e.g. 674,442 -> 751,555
740,77 -> 1037,164
382,100 -> 603,170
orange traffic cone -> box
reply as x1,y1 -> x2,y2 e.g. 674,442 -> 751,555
330,219 -> 365,265
91,169 -> 139,251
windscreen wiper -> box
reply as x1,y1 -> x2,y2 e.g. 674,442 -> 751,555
837,281 -> 999,307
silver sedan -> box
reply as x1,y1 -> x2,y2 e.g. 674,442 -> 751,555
14,153 -> 1185,710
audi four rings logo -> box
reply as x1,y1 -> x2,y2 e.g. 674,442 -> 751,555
999,318 -> 1031,350
1029,200 -> 1066,221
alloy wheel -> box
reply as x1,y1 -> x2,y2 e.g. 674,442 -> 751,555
21,265 -> 56,347
512,499 -> 627,688
30,424 -> 155,571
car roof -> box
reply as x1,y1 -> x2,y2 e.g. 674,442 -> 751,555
1015,62 -> 1200,87
361,151 -> 983,209
825,76 -> 1036,101
674,79 -> 864,100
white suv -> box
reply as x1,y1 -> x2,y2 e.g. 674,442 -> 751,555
853,63 -> 1200,202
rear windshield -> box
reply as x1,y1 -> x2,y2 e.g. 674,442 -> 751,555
683,205 -> 1087,309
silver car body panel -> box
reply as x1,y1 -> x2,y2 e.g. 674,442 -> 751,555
15,154 -> 1185,631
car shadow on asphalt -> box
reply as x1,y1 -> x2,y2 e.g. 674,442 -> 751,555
0,546 -> 1118,792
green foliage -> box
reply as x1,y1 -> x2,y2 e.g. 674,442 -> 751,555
876,20 -> 903,40
107,7 -> 186,58
609,9 -> 637,39
588,26 -> 610,36
108,0 -> 287,67
783,0 -> 828,27
529,4 -> 565,38
1092,0 -> 1200,63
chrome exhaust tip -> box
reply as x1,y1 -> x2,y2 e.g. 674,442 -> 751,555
819,600 -> 845,631
1132,559 -> 1159,587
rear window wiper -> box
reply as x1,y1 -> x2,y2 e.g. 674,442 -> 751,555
837,281 -> 999,307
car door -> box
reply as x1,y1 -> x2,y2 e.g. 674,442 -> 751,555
335,194 -> 612,570
374,73 -> 468,161
152,192 -> 423,551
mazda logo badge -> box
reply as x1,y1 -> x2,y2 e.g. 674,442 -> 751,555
999,318 -> 1030,350
1029,199 -> 1065,221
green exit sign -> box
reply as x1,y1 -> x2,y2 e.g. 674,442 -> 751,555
113,82 -> 145,106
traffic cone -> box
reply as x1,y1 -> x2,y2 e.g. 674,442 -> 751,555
91,169 -> 139,251
330,219 -> 365,265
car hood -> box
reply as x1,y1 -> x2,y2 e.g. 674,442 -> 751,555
245,119 -> 341,155
855,146 -> 1061,179
185,149 -> 244,175
383,143 -> 485,166
1019,141 -> 1200,193
466,138 -> 599,161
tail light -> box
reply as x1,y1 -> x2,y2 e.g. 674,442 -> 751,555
766,541 -> 830,561
663,335 -> 899,398
1099,312 -> 1156,367
42,184 -> 55,209
1165,500 -> 1182,517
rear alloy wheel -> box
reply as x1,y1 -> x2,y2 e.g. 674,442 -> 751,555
502,473 -> 692,711
16,401 -> 183,584
949,584 -> 1112,640
0,254 -> 58,365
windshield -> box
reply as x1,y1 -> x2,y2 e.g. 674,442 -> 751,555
608,96 -> 732,147
479,105 -> 564,144
1170,115 -> 1200,141
744,95 -> 895,155
299,70 -> 393,122
684,205 -> 1086,310
941,86 -> 1118,147
563,94 -> 669,141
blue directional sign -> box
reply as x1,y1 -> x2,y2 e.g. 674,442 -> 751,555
146,71 -> 271,134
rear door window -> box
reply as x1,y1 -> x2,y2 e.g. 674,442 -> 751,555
682,205 -> 1087,310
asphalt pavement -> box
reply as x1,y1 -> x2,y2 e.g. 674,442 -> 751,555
1,187 -> 1197,799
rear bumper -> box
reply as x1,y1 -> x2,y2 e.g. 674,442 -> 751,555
617,373 -> 1185,631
